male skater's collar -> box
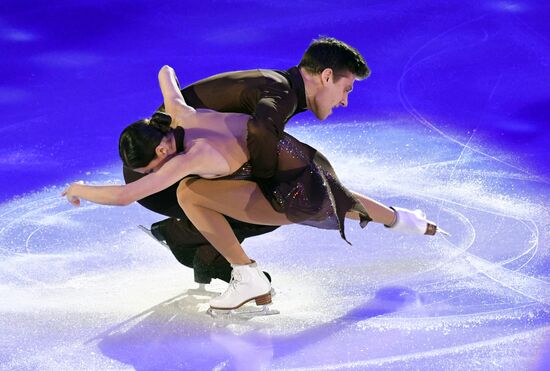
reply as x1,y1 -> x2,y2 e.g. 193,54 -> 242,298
286,67 -> 307,113
174,126 -> 185,153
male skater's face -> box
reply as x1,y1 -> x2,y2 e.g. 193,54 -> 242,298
311,69 -> 356,120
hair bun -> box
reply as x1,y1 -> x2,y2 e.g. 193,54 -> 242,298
148,111 -> 172,133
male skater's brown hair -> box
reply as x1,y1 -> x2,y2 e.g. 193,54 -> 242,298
299,36 -> 370,80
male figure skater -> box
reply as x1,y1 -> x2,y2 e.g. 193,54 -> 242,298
124,37 -> 370,284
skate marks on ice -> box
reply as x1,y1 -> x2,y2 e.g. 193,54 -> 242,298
395,14 -> 549,184
383,200 -> 550,307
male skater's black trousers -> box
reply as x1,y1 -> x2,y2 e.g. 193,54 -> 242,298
124,167 -> 278,283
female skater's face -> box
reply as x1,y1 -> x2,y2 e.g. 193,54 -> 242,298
133,136 -> 176,174
311,70 -> 356,120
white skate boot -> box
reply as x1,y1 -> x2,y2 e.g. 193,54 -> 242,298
386,207 -> 449,236
207,261 -> 278,318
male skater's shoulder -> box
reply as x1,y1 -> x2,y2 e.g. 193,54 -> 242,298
176,37 -> 369,178
181,67 -> 306,119
180,67 -> 308,178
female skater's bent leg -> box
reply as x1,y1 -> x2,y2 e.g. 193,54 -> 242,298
177,178 -> 279,309
179,178 -> 292,226
177,186 -> 249,265
176,178 -> 291,264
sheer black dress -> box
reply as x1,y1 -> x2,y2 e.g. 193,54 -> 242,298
179,126 -> 372,243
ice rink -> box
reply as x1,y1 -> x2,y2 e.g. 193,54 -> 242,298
1,1 -> 549,370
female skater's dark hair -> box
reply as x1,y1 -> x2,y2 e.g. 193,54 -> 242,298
118,112 -> 172,169
298,36 -> 370,80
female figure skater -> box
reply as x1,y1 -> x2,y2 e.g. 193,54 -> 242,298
63,66 -> 438,312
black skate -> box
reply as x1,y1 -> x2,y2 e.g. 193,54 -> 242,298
138,224 -> 169,250
139,225 -> 274,289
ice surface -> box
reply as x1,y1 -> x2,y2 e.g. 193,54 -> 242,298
1,122 -> 548,370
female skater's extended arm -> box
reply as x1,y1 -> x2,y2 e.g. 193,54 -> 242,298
62,143 -> 214,207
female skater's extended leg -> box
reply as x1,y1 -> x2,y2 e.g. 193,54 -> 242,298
179,179 -> 397,237
179,177 -> 433,238
346,191 -> 396,226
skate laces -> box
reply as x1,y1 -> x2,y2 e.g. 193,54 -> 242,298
228,270 -> 242,290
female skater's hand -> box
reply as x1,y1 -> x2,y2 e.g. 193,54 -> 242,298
62,182 -> 82,207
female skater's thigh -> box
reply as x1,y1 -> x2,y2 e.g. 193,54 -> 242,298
178,178 -> 292,226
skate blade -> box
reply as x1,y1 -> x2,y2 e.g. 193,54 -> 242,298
138,225 -> 170,250
437,227 -> 451,237
207,305 -> 280,319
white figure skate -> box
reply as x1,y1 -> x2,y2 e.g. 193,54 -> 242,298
388,207 -> 450,236
207,261 -> 279,318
